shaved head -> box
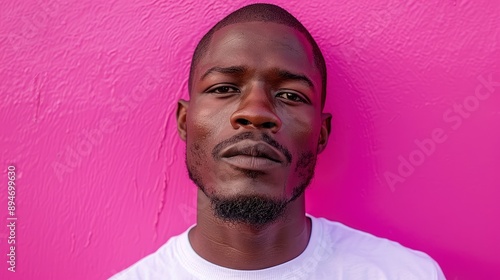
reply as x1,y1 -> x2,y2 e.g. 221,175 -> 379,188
188,3 -> 327,108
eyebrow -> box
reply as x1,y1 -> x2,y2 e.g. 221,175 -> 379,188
200,65 -> 315,90
274,68 -> 314,90
200,66 -> 247,80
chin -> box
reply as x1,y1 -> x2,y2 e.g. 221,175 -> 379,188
209,191 -> 289,227
210,178 -> 288,200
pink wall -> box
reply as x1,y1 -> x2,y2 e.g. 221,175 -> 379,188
1,0 -> 498,279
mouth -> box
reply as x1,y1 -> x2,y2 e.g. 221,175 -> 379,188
219,140 -> 284,170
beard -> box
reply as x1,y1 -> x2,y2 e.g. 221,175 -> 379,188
186,133 -> 317,228
210,194 -> 288,227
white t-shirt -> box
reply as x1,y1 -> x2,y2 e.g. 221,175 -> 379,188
110,215 -> 446,280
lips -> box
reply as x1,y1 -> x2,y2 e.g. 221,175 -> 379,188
219,140 -> 285,170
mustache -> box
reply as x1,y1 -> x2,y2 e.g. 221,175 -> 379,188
212,131 -> 292,164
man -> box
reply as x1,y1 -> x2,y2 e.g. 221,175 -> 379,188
111,3 -> 446,279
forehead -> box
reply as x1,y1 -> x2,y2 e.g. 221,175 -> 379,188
194,21 -> 320,86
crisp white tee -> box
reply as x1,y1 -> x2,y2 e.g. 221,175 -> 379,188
110,215 -> 446,280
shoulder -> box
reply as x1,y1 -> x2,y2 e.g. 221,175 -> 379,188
108,229 -> 189,280
309,215 -> 446,280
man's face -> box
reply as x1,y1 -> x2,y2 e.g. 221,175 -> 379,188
177,21 -> 330,225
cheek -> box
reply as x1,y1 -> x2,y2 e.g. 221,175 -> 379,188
185,104 -> 229,144
281,110 -> 322,148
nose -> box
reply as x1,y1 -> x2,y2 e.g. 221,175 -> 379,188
230,86 -> 282,133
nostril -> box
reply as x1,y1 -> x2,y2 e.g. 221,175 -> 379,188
237,118 -> 251,125
232,116 -> 280,131
262,122 -> 276,129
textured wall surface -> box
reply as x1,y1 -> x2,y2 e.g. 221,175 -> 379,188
0,0 -> 499,279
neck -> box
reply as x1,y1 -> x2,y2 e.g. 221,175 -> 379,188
188,190 -> 312,270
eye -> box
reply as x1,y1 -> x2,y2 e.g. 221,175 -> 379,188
276,92 -> 308,103
207,85 -> 240,94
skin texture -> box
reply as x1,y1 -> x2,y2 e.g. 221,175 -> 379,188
176,21 -> 331,270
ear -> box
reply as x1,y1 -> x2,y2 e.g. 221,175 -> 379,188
176,99 -> 189,141
317,112 -> 331,154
